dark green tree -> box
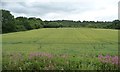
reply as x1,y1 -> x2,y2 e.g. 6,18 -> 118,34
2,10 -> 17,33
15,17 -> 32,30
28,17 -> 44,29
112,20 -> 120,29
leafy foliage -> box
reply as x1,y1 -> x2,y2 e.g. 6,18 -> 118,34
2,10 -> 17,33
1,9 -> 120,33
1,9 -> 44,33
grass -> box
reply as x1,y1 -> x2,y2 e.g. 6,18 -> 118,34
2,28 -> 119,70
0,35 -> 2,71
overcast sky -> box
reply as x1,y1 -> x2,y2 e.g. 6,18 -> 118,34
1,0 -> 120,21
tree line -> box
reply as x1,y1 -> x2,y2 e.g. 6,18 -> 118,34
1,9 -> 120,33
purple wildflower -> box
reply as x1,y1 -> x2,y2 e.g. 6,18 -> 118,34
29,52 -> 53,59
111,56 -> 118,65
98,54 -> 119,65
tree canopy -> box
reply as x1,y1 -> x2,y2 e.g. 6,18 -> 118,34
1,9 -> 120,34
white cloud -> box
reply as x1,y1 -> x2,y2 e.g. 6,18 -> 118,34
1,0 -> 120,21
